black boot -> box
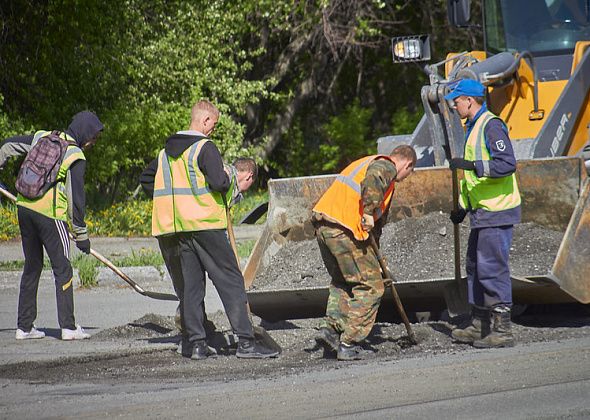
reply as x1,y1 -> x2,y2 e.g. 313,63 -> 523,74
190,340 -> 217,360
452,306 -> 491,343
316,326 -> 340,353
236,337 -> 279,359
337,342 -> 375,361
473,307 -> 515,348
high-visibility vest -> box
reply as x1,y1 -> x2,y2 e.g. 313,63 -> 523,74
17,130 -> 85,221
313,155 -> 395,241
151,139 -> 227,236
459,111 -> 521,212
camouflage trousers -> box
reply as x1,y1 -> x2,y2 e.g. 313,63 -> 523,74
316,224 -> 384,344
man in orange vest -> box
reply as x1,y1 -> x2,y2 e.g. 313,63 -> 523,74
312,145 -> 416,360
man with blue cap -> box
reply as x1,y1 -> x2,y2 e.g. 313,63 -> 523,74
444,78 -> 521,348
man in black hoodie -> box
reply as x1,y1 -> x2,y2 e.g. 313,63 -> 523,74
0,111 -> 103,340
140,100 -> 277,360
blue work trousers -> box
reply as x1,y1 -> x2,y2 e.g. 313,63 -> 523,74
466,225 -> 513,308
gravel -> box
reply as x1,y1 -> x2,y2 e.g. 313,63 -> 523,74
1,304 -> 589,384
253,212 -> 564,290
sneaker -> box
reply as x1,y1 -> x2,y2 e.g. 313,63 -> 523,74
15,326 -> 45,340
61,325 -> 91,340
236,338 -> 279,359
190,340 -> 217,360
315,326 -> 340,353
337,342 -> 375,361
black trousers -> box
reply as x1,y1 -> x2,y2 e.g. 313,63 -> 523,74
177,230 -> 253,343
17,206 -> 76,330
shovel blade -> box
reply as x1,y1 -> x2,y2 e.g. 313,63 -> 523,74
443,279 -> 470,317
253,325 -> 282,354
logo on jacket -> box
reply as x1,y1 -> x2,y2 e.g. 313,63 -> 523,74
495,139 -> 506,151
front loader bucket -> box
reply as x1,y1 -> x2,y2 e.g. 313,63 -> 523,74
245,157 -> 590,321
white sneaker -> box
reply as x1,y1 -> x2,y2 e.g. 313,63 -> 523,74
15,326 -> 46,340
61,325 -> 91,340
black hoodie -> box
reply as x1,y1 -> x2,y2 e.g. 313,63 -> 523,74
140,132 -> 231,199
0,111 -> 104,239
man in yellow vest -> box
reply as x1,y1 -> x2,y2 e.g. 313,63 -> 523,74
140,156 -> 257,343
445,79 -> 521,348
312,145 -> 416,361
149,100 -> 277,360
0,111 -> 103,340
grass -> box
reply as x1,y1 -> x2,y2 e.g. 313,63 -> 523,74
0,240 -> 257,288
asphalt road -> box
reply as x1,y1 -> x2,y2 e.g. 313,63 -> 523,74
1,336 -> 589,419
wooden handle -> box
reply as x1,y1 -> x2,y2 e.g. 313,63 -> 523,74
368,233 -> 417,344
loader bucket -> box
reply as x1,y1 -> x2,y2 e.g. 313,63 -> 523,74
245,157 -> 590,321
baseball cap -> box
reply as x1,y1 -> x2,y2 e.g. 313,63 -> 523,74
444,79 -> 485,100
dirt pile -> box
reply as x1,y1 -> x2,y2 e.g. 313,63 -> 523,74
253,212 -> 564,290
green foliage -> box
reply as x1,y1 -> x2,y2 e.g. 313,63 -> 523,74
230,190 -> 269,225
391,107 -> 424,135
237,240 -> 257,258
71,255 -> 99,288
271,100 -> 375,177
86,201 -> 153,237
0,203 -> 19,242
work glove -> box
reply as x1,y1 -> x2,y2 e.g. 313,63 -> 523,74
76,239 -> 91,254
449,158 -> 476,171
361,214 -> 375,231
450,208 -> 467,225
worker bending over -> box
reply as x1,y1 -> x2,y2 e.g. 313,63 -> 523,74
312,145 -> 416,360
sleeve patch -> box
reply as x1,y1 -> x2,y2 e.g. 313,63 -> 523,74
495,139 -> 506,151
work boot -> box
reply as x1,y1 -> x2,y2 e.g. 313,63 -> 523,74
190,340 -> 217,360
315,326 -> 340,353
61,325 -> 90,340
15,326 -> 45,340
236,338 -> 279,359
451,306 -> 491,344
176,337 -> 191,357
337,342 -> 375,361
473,307 -> 515,348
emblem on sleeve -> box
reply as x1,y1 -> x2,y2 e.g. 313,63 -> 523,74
495,139 -> 506,151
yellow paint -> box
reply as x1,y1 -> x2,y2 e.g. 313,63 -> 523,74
62,277 -> 73,291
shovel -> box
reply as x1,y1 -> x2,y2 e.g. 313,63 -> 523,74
368,233 -> 418,345
0,184 -> 178,301
224,199 -> 282,354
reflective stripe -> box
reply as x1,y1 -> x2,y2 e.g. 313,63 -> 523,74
482,160 -> 490,177
153,142 -> 211,198
333,157 -> 373,194
62,277 -> 73,291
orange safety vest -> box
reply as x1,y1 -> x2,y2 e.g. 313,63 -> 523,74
313,155 -> 395,241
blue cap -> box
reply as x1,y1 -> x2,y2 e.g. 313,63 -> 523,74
444,79 -> 485,100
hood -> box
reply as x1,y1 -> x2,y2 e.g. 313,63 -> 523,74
164,133 -> 207,158
65,111 -> 104,147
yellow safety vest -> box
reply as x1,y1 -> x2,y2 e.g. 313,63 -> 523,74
17,130 -> 85,221
152,139 -> 227,236
459,111 -> 521,212
313,155 -> 395,241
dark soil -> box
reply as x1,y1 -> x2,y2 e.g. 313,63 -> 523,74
1,304 -> 589,384
253,212 -> 564,290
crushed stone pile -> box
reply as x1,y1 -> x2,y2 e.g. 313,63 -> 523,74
92,313 -> 177,340
253,212 -> 564,290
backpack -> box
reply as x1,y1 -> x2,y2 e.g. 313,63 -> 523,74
15,131 -> 73,199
